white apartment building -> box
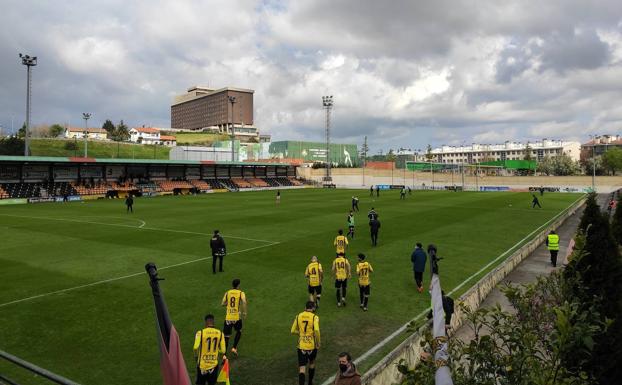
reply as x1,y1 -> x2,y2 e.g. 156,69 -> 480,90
65,127 -> 108,140
129,127 -> 177,146
430,139 -> 581,164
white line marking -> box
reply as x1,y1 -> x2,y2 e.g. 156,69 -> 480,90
0,242 -> 280,308
320,194 -> 585,385
138,220 -> 146,228
0,213 -> 275,243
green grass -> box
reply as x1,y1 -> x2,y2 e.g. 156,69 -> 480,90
29,138 -> 170,159
0,189 -> 581,385
173,132 -> 229,146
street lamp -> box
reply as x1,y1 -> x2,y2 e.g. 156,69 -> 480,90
322,96 -> 333,184
19,53 -> 37,156
589,134 -> 597,191
82,113 -> 91,157
228,96 -> 236,162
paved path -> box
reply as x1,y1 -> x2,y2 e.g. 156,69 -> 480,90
452,193 -> 607,341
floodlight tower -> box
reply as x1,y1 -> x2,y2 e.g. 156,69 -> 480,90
19,53 -> 37,156
322,95 -> 333,184
82,113 -> 91,157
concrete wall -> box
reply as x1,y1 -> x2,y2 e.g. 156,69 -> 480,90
360,196 -> 586,385
298,167 -> 622,192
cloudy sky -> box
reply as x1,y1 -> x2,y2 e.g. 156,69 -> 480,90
1,0 -> 621,153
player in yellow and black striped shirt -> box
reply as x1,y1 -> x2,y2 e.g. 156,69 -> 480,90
332,254 -> 351,307
291,301 -> 320,385
193,314 -> 226,385
356,253 -> 374,311
221,278 -> 247,356
305,256 -> 323,307
333,229 -> 349,256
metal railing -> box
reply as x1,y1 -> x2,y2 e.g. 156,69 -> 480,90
0,350 -> 81,385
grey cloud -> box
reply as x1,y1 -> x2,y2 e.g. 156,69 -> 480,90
495,43 -> 534,83
538,29 -> 611,73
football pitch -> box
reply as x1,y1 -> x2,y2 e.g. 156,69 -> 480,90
0,189 -> 582,385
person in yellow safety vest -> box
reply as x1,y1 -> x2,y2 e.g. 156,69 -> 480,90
546,230 -> 560,267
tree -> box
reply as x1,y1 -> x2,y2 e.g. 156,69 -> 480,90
48,124 -> 65,138
537,154 -> 580,176
601,147 -> 622,175
102,119 -> 115,135
425,144 -> 433,161
581,156 -> 605,176
386,149 -> 396,162
0,137 -> 25,155
110,120 -> 130,142
17,123 -> 26,138
611,194 -> 622,245
360,136 -> 369,164
399,272 -> 603,385
566,192 -> 622,383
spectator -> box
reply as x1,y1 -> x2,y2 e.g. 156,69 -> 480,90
411,243 -> 427,293
426,291 -> 455,332
333,352 -> 361,385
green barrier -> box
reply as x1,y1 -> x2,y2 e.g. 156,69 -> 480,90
0,198 -> 28,205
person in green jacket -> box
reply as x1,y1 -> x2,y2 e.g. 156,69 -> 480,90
347,211 -> 355,239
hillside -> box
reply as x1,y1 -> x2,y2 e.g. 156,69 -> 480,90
28,138 -> 170,159
170,132 -> 229,145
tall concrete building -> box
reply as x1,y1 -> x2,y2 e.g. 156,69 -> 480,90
170,86 -> 254,132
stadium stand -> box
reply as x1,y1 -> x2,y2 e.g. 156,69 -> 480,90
231,177 -> 253,188
135,181 -> 163,193
109,181 -> 136,191
205,179 -> 226,189
0,157 -> 305,200
190,180 -> 211,190
1,182 -> 77,198
218,179 -> 239,191
247,178 -> 269,187
0,185 -> 9,199
157,180 -> 194,192
263,178 -> 281,187
71,181 -> 109,196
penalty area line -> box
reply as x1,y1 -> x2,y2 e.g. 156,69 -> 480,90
0,241 -> 280,309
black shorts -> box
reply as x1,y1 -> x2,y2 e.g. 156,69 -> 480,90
359,285 -> 370,295
308,285 -> 322,295
195,365 -> 219,385
335,279 -> 347,289
297,348 -> 318,366
223,320 -> 242,336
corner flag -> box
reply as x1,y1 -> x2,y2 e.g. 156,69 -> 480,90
217,358 -> 231,385
145,263 -> 191,385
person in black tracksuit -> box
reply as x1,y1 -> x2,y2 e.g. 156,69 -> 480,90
369,218 -> 381,246
210,230 -> 226,274
125,195 -> 134,213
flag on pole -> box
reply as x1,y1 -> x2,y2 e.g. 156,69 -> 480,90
428,245 -> 454,385
145,263 -> 192,385
217,358 -> 231,385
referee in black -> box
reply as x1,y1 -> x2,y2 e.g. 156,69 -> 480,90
210,230 -> 226,274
